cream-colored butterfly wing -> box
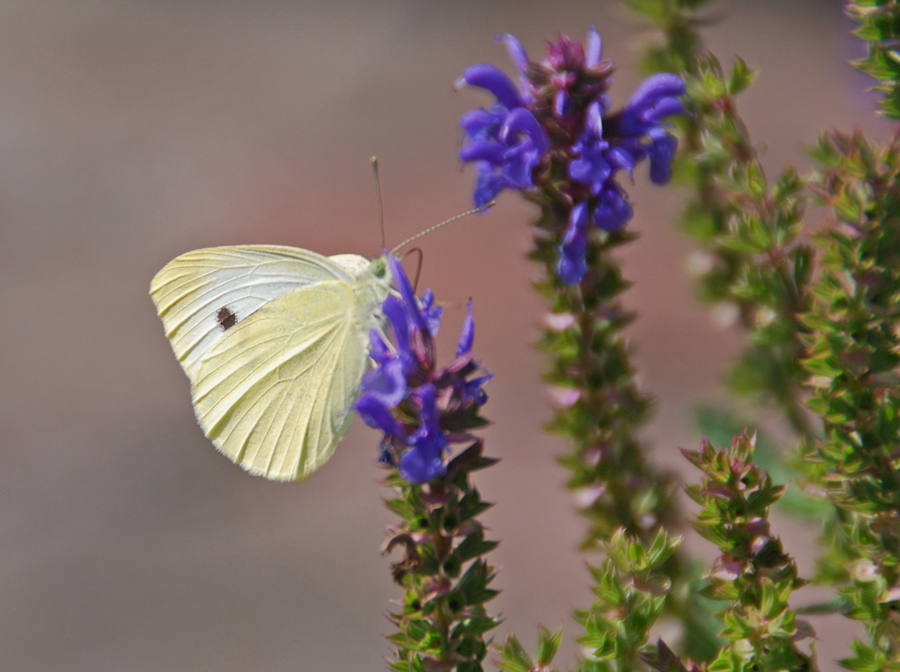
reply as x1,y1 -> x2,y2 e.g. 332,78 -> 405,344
150,245 -> 356,377
150,245 -> 393,481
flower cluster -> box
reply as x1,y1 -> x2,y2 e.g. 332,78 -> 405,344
355,256 -> 490,484
457,27 -> 686,283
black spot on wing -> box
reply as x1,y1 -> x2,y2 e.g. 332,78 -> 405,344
217,306 -> 238,331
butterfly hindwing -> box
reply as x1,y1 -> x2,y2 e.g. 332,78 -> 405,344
150,245 -> 354,378
192,280 -> 368,481
151,244 -> 394,481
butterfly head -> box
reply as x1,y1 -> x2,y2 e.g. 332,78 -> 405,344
370,256 -> 388,279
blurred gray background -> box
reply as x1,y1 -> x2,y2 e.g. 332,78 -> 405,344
0,1 -> 892,670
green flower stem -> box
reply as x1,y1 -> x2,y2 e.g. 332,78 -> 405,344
384,442 -> 501,672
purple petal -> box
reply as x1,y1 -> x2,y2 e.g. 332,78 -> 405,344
497,33 -> 529,73
585,100 -> 603,138
460,140 -> 506,165
456,299 -> 475,356
360,358 -> 407,407
464,374 -> 492,404
639,96 -> 684,124
584,26 -> 602,67
421,288 -> 443,336
388,255 -> 428,333
383,296 -> 409,352
368,329 -> 391,365
460,108 -> 504,140
501,144 -> 539,189
556,202 -> 590,284
553,89 -> 569,118
357,394 -> 407,438
473,166 -> 507,207
399,384 -> 448,484
628,73 -> 686,112
594,185 -> 633,232
499,108 -> 549,154
607,147 -> 635,177
399,443 -> 447,484
648,132 -> 678,185
415,383 -> 440,430
460,63 -> 524,110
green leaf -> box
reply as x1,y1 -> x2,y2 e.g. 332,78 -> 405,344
536,625 -> 563,667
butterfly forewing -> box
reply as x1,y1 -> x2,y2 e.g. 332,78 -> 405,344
192,280 -> 368,481
150,245 -> 354,377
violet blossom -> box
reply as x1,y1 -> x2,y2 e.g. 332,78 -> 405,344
356,256 -> 490,484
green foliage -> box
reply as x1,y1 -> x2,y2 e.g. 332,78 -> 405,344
384,441 -> 501,672
802,127 -> 900,668
682,54 -> 813,437
630,0 -> 813,438
497,627 -> 564,672
845,1 -> 900,119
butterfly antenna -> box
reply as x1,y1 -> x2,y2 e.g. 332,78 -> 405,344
371,156 -> 385,250
401,247 -> 424,292
389,201 -> 495,255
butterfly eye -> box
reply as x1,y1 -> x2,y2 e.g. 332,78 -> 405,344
371,257 -> 387,278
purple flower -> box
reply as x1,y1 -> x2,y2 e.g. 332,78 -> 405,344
356,257 -> 491,484
457,59 -> 549,207
616,73 -> 687,136
400,384 -> 448,483
557,202 -> 590,284
593,182 -> 632,232
568,102 -> 611,195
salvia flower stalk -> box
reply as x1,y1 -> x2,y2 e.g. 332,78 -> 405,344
457,23 -> 685,548
456,26 -> 721,663
358,256 -> 500,672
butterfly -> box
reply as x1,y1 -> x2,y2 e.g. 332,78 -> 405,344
150,246 -> 393,482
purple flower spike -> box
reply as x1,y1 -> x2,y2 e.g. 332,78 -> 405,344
458,64 -> 524,110
557,202 -> 591,284
458,28 -> 684,282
